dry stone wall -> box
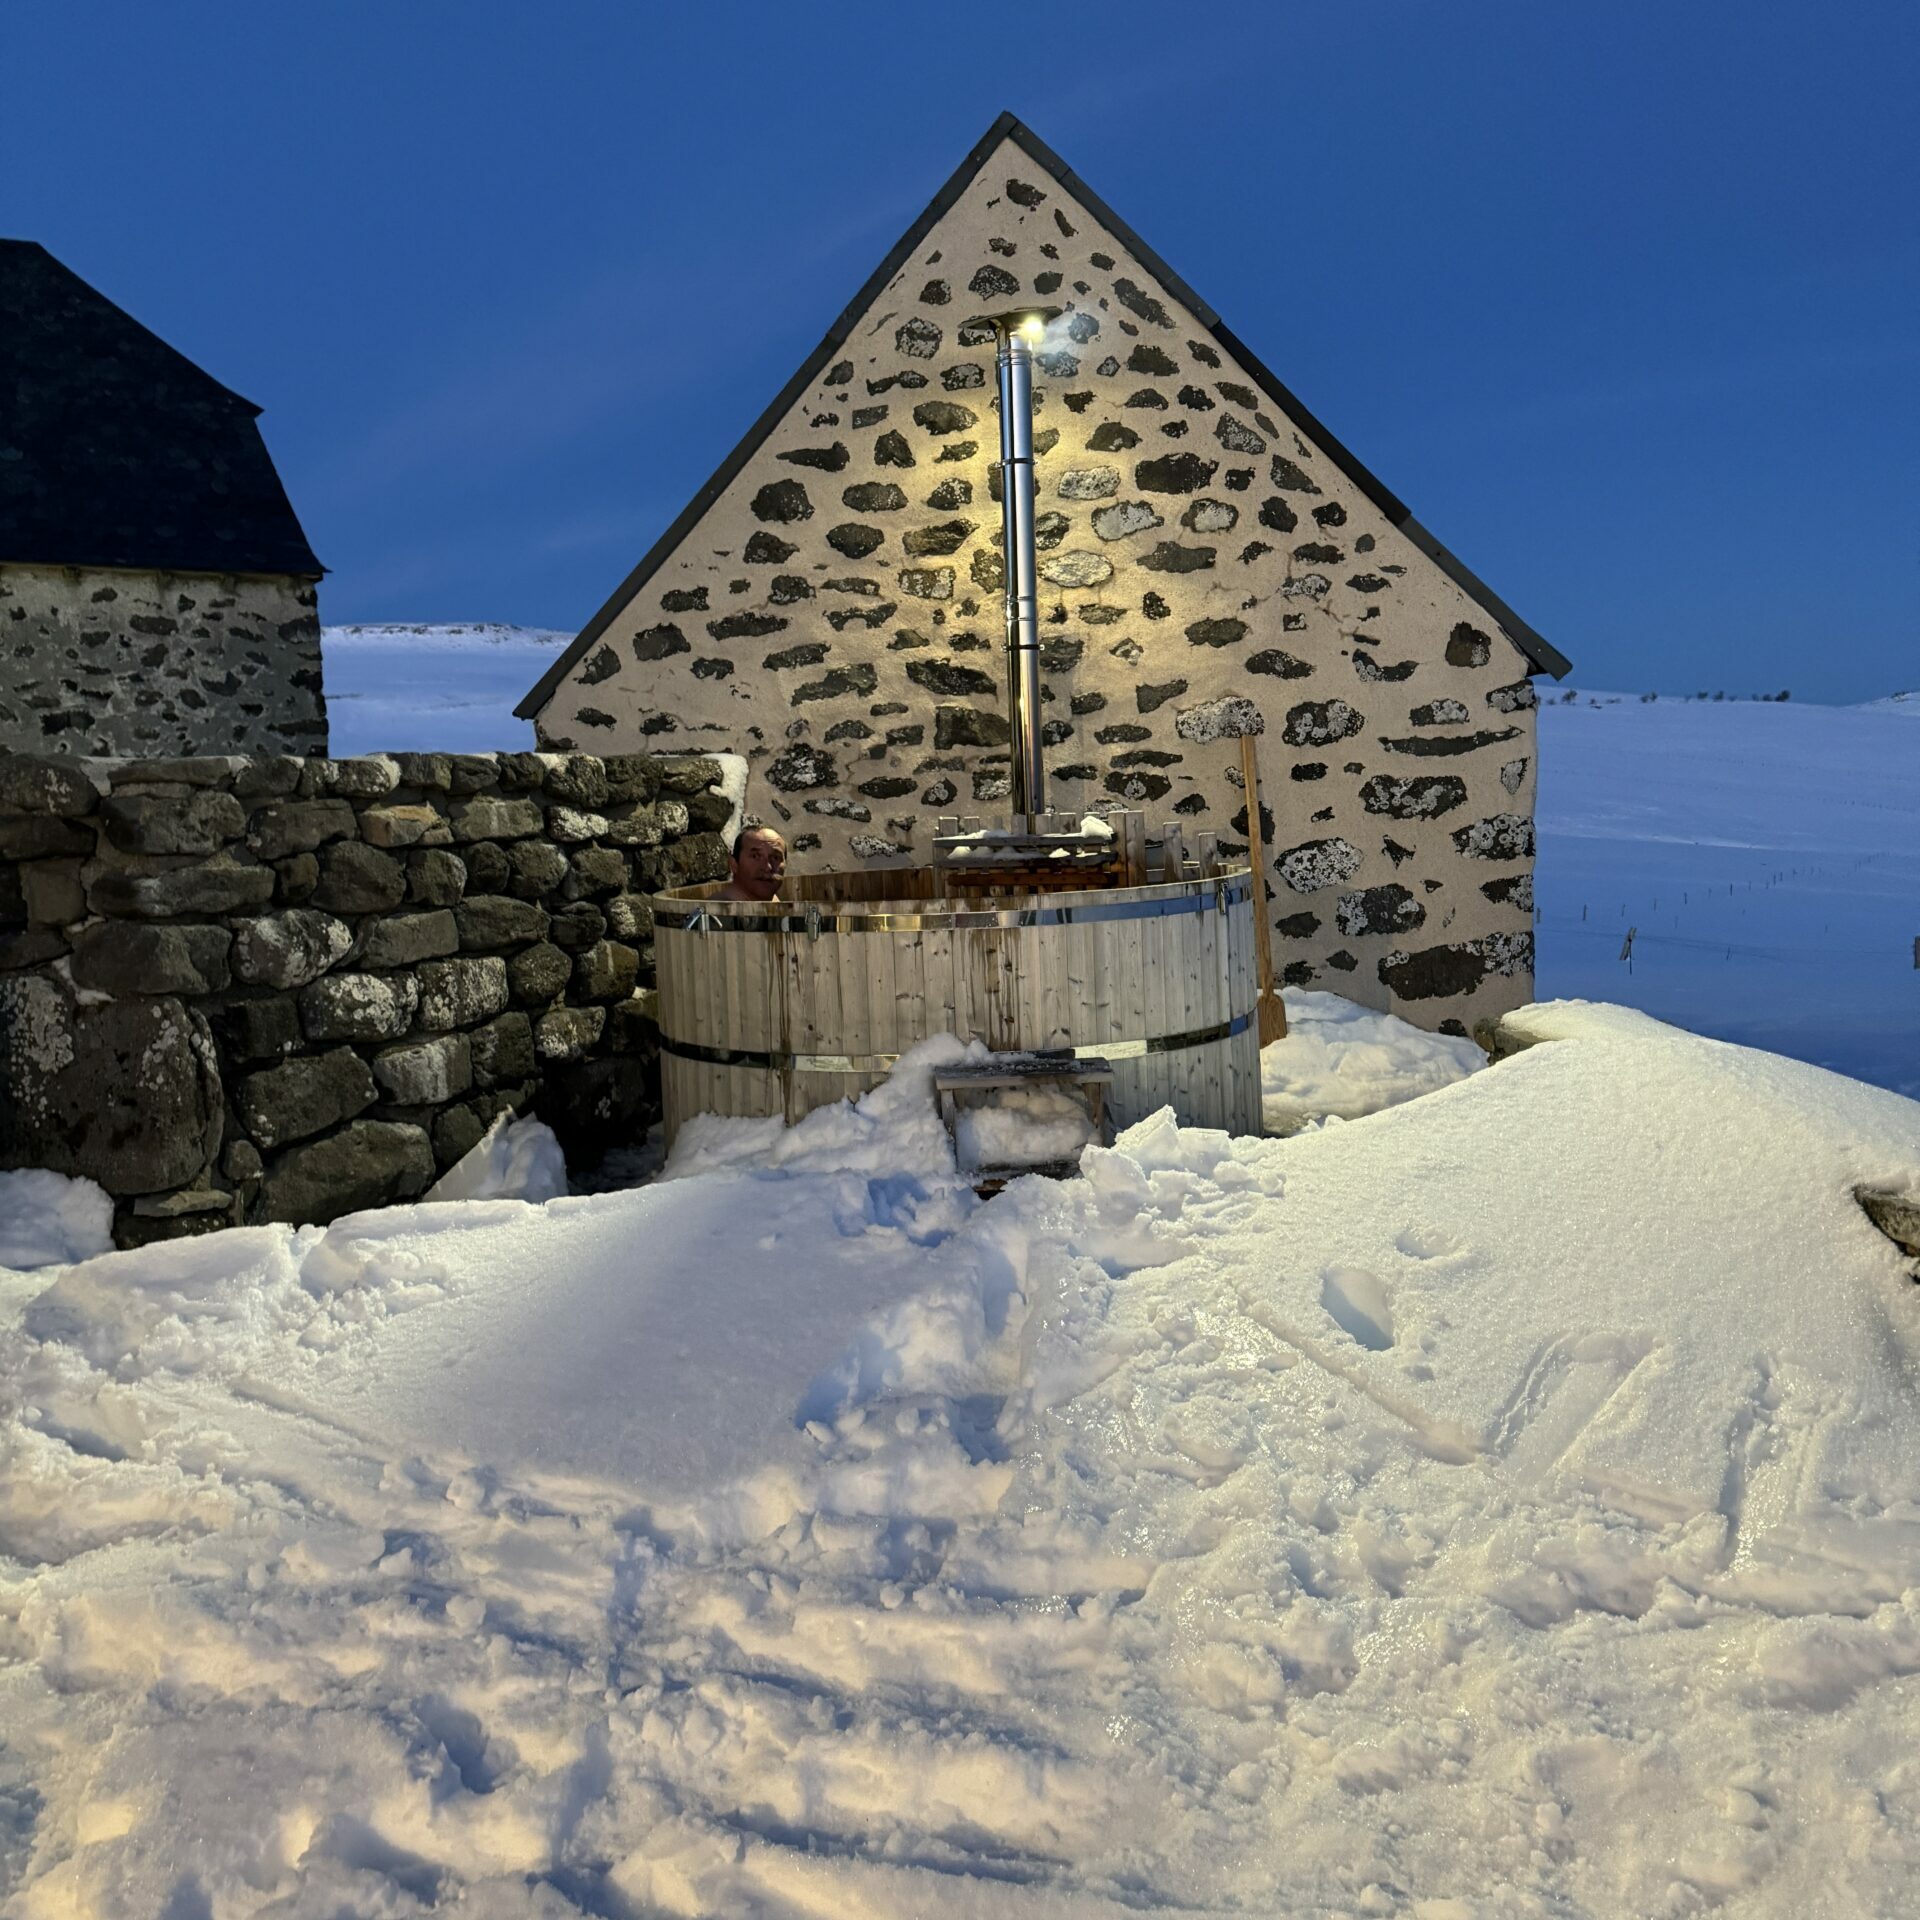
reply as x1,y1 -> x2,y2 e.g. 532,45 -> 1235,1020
0,748 -> 730,1245
0,563 -> 326,756
532,133 -> 1545,1035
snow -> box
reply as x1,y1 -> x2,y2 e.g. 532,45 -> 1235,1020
703,750 -> 750,847
3,1003 -> 1917,1914
953,1081 -> 1098,1170
425,1114 -> 569,1205
0,1169 -> 114,1271
322,623 -> 568,755
1536,690 -> 1920,1097
1262,986 -> 1486,1134
663,1033 -> 979,1186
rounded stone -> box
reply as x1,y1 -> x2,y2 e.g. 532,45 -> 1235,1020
535,1006 -> 606,1064
1,992 -> 221,1195
238,1048 -> 378,1151
455,895 -> 551,951
98,789 -> 246,856
356,909 -> 460,969
259,1121 -> 435,1225
313,841 -> 406,914
408,848 -> 467,906
416,956 -> 510,1031
231,909 -> 354,989
372,1034 -> 473,1106
300,971 -> 421,1042
507,941 -> 572,1005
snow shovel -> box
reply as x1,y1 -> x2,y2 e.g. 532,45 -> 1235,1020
1238,734 -> 1288,1047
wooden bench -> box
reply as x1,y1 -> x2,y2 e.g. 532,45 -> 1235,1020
933,1054 -> 1115,1193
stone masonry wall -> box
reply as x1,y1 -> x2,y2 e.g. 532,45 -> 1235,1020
0,748 -> 730,1246
0,563 -> 327,756
532,131 -> 1544,1036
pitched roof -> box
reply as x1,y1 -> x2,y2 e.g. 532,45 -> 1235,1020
0,240 -> 322,578
520,112 -> 1565,720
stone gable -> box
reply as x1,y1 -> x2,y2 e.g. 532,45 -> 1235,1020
526,127 -> 1553,1034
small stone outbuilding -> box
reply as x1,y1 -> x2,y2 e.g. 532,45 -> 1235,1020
520,113 -> 1571,1035
0,240 -> 326,757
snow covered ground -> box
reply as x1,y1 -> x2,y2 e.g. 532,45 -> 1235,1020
1535,692 -> 1920,1098
3,1004 -> 1918,1915
322,625 -> 567,757
318,630 -> 1920,1096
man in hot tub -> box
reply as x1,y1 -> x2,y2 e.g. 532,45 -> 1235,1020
712,825 -> 786,903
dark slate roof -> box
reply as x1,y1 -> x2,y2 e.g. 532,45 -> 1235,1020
0,240 -> 322,578
520,112 -> 1566,719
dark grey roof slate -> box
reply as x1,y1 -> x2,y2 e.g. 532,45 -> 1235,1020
0,240 -> 322,578
520,112 -> 1565,720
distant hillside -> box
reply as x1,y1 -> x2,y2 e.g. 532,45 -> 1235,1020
325,622 -> 571,650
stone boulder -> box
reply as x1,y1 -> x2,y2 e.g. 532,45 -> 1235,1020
313,841 -> 406,913
373,1034 -> 473,1105
98,789 -> 245,856
260,1121 -> 435,1225
231,909 -> 354,990
71,921 -> 232,995
356,910 -> 459,969
0,755 -> 98,816
237,1049 -> 378,1150
416,957 -> 510,1031
300,972 -> 420,1043
87,853 -> 275,919
0,985 -> 221,1194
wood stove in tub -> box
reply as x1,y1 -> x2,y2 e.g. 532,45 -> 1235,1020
651,861 -> 1262,1143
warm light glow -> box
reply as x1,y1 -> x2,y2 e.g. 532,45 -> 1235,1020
1017,314 -> 1046,344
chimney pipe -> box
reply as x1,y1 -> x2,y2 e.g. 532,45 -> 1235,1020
995,313 -> 1054,826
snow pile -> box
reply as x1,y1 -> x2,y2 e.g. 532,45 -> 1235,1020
1,1005 -> 1917,1913
424,1113 -> 568,1204
663,1033 -> 983,1183
0,1168 -> 114,1271
1261,985 -> 1486,1133
953,1081 -> 1098,1170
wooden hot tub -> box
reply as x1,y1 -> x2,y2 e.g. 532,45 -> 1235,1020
651,863 -> 1262,1142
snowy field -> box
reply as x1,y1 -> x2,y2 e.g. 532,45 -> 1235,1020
1536,692 -> 1920,1098
3,1005 -> 1918,1914
320,631 -> 1919,1096
322,625 -> 568,757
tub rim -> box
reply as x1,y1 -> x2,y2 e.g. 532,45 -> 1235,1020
650,864 -> 1254,936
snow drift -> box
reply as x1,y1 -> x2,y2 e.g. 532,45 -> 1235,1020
1,1002 -> 1916,1915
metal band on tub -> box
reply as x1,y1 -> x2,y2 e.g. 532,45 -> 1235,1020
659,877 -> 1251,937
658,1011 -> 1254,1077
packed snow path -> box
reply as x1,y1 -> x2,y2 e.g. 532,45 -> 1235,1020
2,1007 -> 1918,1915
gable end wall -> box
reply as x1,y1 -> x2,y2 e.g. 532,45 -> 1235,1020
533,136 -> 1541,1035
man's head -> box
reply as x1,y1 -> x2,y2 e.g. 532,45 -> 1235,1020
727,825 -> 786,901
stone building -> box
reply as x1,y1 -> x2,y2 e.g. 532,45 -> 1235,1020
0,240 -> 326,757
519,114 -> 1570,1034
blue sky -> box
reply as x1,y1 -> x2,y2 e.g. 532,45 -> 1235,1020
7,2 -> 1916,702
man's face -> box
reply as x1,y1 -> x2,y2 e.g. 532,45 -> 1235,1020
730,829 -> 786,901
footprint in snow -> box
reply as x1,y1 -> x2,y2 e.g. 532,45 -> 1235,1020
1396,1225 -> 1465,1261
1320,1267 -> 1395,1352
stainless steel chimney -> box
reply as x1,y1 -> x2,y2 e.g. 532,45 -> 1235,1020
994,311 -> 1056,826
